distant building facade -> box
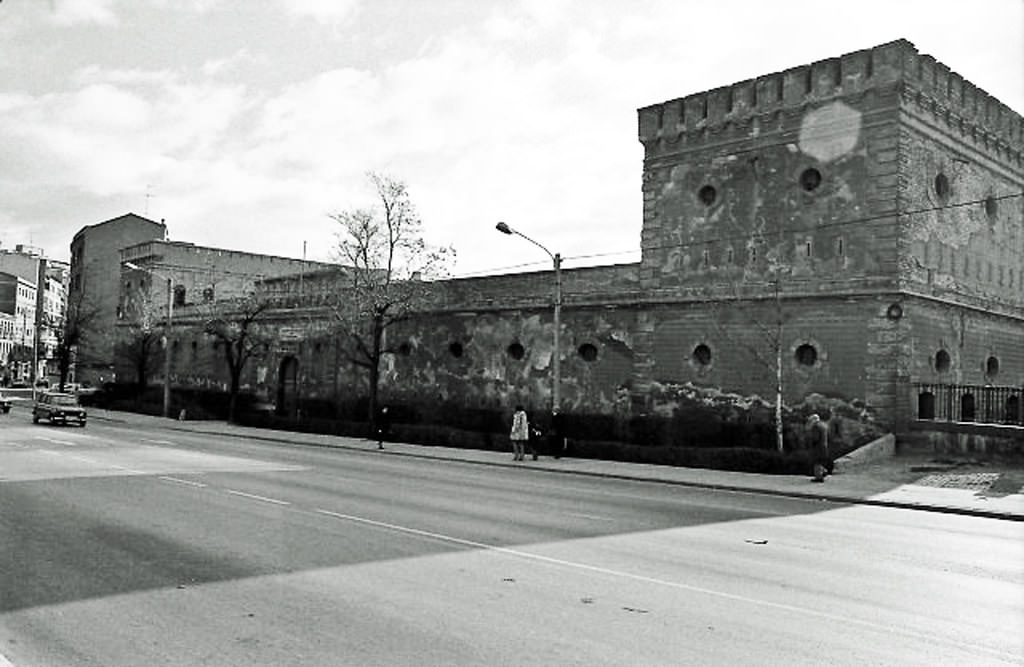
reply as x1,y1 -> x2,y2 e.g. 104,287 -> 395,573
69,213 -> 168,384
0,244 -> 69,384
115,239 -> 336,386
0,272 -> 37,383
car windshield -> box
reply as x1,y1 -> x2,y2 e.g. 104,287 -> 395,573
51,395 -> 79,406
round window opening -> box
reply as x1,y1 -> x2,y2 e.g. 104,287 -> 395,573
935,349 -> 951,373
697,185 -> 717,206
986,356 -> 1000,377
449,342 -> 464,358
934,173 -> 950,200
506,342 -> 525,360
985,196 -> 998,219
578,343 -> 599,362
799,168 -> 822,192
692,344 -> 712,366
795,343 -> 818,367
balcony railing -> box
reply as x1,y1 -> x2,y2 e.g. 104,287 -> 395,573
915,383 -> 1023,425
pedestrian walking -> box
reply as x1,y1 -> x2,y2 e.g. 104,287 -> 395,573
510,405 -> 529,461
376,405 -> 391,449
550,408 -> 567,459
807,413 -> 830,482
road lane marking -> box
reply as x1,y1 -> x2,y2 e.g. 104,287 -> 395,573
143,438 -> 176,445
159,476 -> 207,488
566,512 -> 618,522
32,436 -> 75,445
313,508 -> 1017,662
225,489 -> 291,505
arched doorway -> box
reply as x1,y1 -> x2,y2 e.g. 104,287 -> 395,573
277,356 -> 299,418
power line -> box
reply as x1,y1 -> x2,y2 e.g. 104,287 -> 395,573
452,190 -> 1023,278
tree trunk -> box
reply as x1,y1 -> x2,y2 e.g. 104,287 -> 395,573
228,376 -> 239,424
367,315 -> 384,426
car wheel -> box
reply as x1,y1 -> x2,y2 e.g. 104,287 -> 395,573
32,414 -> 39,424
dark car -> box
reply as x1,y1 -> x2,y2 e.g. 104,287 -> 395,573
0,392 -> 10,414
32,392 -> 87,426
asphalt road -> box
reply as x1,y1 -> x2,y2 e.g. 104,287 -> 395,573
1,418 -> 1022,666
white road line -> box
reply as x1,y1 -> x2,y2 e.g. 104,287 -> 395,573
158,476 -> 207,488
313,508 -> 1016,662
566,512 -> 617,522
32,436 -> 72,445
225,489 -> 291,505
143,438 -> 175,445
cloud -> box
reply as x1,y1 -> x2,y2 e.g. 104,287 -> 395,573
280,0 -> 359,25
49,0 -> 119,25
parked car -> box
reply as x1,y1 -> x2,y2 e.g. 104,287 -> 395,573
32,392 -> 87,426
0,391 -> 11,414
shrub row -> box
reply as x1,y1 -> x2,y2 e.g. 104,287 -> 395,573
89,386 -> 872,475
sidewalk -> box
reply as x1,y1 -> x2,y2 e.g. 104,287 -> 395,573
88,408 -> 1024,522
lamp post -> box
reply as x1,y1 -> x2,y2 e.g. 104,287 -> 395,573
124,262 -> 173,418
495,222 -> 562,411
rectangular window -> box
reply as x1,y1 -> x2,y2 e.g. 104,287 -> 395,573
834,236 -> 844,257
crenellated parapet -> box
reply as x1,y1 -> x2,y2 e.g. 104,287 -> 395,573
898,47 -> 1023,169
638,39 -> 1023,169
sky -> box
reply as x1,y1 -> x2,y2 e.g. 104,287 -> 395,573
2,0 -> 1022,278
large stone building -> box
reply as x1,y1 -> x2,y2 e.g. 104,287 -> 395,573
135,40 -> 1023,431
631,38 -> 1022,428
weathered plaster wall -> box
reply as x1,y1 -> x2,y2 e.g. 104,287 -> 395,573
906,297 -> 1024,386
382,305 -> 639,415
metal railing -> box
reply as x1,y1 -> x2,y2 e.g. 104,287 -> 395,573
915,383 -> 1023,425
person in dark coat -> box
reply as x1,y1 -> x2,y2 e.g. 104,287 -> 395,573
376,405 -> 391,449
807,413 -> 830,482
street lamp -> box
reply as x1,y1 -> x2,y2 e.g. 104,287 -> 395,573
124,261 -> 173,418
495,222 -> 562,411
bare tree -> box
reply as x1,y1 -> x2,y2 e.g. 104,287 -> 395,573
697,227 -> 794,452
54,291 -> 102,391
203,294 -> 273,423
114,282 -> 168,397
328,172 -> 454,424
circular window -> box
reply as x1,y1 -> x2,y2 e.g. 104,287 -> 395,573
697,185 -> 717,206
578,343 -> 599,362
692,344 -> 712,366
449,342 -> 464,358
507,343 -> 525,360
934,173 -> 950,200
397,342 -> 412,356
794,343 -> 818,367
799,168 -> 822,192
985,195 -> 998,219
935,349 -> 951,373
986,356 -> 1000,377
886,303 -> 904,320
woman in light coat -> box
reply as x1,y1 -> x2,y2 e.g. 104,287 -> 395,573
510,405 -> 529,461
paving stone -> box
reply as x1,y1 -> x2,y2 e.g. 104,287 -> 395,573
914,472 -> 1000,491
